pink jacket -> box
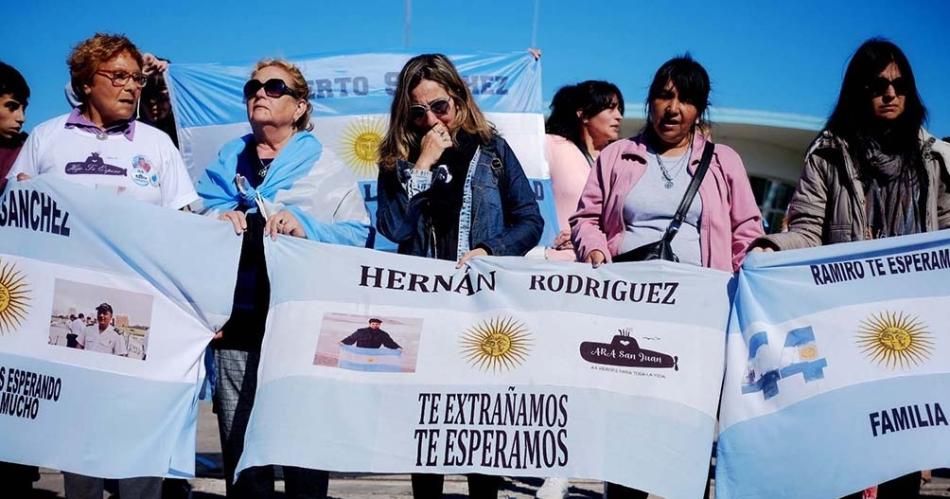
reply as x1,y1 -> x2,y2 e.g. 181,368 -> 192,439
570,133 -> 764,272
545,134 -> 591,261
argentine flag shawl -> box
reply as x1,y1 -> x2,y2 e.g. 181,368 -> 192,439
196,131 -> 370,246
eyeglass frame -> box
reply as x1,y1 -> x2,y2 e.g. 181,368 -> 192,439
94,69 -> 149,88
408,98 -> 452,121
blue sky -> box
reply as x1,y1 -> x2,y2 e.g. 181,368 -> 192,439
7,0 -> 950,136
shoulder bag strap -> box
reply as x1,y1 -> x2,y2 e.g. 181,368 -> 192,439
662,140 -> 715,241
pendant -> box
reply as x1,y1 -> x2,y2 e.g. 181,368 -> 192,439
96,131 -> 108,141
258,167 -> 269,178
664,180 -> 674,189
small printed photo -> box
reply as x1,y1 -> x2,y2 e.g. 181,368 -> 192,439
48,279 -> 154,360
314,313 -> 422,373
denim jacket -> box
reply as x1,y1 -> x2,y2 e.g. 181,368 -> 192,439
376,135 -> 543,259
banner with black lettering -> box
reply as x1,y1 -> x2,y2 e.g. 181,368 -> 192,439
0,178 -> 239,477
717,231 -> 950,498
236,238 -> 733,499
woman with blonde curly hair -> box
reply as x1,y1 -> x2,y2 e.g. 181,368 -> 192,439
196,58 -> 369,499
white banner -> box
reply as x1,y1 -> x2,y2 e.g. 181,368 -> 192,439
0,178 -> 239,477
236,238 -> 733,499
717,231 -> 950,498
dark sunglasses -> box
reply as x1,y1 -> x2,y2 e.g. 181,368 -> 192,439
243,79 -> 300,100
409,98 -> 451,121
866,76 -> 908,97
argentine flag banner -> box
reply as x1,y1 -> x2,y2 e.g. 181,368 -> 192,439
717,231 -> 950,498
236,238 -> 733,499
0,178 -> 239,477
166,51 -> 558,248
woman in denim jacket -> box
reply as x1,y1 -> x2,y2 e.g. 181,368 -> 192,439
375,53 -> 542,498
376,53 -> 543,266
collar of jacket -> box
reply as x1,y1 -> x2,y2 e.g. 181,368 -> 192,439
618,132 -> 713,173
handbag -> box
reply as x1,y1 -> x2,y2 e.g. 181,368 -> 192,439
613,140 -> 715,263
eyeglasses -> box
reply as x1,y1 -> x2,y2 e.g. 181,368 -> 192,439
867,76 -> 908,97
243,79 -> 300,100
95,70 -> 148,88
409,98 -> 451,121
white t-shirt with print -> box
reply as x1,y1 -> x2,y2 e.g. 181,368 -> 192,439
79,325 -> 128,356
9,114 -> 197,209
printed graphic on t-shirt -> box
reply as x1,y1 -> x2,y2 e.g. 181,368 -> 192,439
130,155 -> 160,187
64,153 -> 127,176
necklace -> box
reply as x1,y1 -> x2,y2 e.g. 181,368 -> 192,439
655,145 -> 691,189
258,158 -> 272,179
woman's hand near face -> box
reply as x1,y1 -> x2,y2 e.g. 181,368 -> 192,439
586,249 -> 607,267
265,210 -> 306,240
219,210 -> 247,235
415,124 -> 453,171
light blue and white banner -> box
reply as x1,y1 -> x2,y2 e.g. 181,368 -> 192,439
237,238 -> 733,498
166,51 -> 558,248
0,178 -> 240,478
717,231 -> 950,498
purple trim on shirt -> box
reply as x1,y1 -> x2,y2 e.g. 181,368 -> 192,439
65,107 -> 136,141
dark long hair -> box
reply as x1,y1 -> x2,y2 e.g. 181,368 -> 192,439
643,54 -> 711,138
826,38 -> 927,150
545,80 -> 624,147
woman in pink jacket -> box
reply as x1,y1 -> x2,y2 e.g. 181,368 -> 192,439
571,55 -> 764,274
544,80 -> 624,261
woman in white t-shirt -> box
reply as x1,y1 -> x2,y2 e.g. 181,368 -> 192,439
9,33 -> 196,210
8,32 -> 195,499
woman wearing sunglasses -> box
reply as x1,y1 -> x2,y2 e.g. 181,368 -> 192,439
750,38 -> 950,499
196,59 -> 369,499
752,39 -> 950,254
376,53 -> 543,498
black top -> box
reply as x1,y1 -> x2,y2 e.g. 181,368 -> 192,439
411,131 -> 480,261
215,146 -> 274,351
340,327 -> 401,349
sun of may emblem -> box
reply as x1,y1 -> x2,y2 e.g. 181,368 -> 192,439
0,260 -> 30,334
460,316 -> 532,372
339,117 -> 386,179
856,311 -> 934,369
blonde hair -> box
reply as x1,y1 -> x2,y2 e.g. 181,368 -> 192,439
68,33 -> 143,104
251,58 -> 313,131
378,54 -> 495,170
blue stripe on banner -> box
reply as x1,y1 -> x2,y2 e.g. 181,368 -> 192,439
717,373 -> 950,499
237,376 -> 717,499
338,360 -> 402,372
340,345 -> 402,357
0,352 -> 199,477
735,231 -> 950,332
747,331 -> 769,358
783,326 -> 815,346
169,51 -> 542,128
0,178 -> 240,325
